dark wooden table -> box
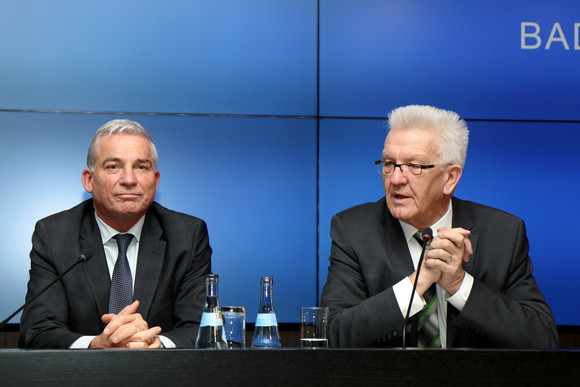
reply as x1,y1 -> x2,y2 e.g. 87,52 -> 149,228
1,348 -> 578,386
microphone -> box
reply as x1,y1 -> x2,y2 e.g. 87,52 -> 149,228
402,227 -> 433,349
0,249 -> 93,329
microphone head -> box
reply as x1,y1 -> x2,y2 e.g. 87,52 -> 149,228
421,227 -> 433,241
79,249 -> 93,262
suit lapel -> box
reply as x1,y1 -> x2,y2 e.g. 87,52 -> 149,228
133,210 -> 166,320
379,200 -> 415,278
378,199 -> 418,345
79,206 -> 113,318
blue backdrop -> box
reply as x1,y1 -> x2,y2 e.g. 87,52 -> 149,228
0,0 -> 578,327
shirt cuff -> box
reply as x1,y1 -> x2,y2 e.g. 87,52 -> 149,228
70,335 -> 96,349
447,272 -> 474,312
158,335 -> 176,349
393,277 -> 426,318
69,335 -> 176,349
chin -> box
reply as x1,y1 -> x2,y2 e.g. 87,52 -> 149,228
387,202 -> 410,219
115,203 -> 147,215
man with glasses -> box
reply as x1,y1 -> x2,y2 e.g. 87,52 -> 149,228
320,105 -> 557,348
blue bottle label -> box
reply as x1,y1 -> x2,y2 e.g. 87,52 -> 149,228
200,312 -> 224,327
255,313 -> 278,327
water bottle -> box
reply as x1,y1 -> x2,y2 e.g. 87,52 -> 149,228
251,276 -> 282,348
195,274 -> 228,349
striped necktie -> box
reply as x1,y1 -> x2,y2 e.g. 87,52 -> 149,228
414,231 -> 441,348
108,233 -> 134,314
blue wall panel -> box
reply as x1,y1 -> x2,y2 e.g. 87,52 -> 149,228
0,0 -> 317,116
320,0 -> 580,120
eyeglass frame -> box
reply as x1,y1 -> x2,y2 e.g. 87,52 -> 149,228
374,160 -> 440,177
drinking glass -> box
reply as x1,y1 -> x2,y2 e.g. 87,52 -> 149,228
220,306 -> 246,348
300,307 -> 329,348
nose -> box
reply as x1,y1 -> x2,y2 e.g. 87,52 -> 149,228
389,165 -> 408,185
120,168 -> 137,185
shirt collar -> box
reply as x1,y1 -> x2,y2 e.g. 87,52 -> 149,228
94,213 -> 146,244
399,200 -> 454,243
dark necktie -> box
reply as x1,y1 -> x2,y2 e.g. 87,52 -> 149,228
414,231 -> 441,348
108,233 -> 134,314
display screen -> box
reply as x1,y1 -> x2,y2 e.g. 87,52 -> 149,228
0,0 -> 578,328
320,0 -> 580,121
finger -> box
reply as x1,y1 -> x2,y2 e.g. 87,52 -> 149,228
110,319 -> 150,344
101,301 -> 141,334
101,313 -> 115,324
116,326 -> 162,347
435,228 -> 473,262
438,227 -> 471,236
103,313 -> 147,342
148,337 -> 163,349
436,228 -> 469,248
118,300 -> 140,316
425,248 -> 460,268
426,246 -> 453,265
463,236 -> 473,261
124,341 -> 150,349
103,313 -> 137,335
125,336 -> 161,349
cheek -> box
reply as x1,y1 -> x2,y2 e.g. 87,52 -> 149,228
383,177 -> 392,192
421,181 -> 444,205
93,176 -> 117,195
140,177 -> 158,193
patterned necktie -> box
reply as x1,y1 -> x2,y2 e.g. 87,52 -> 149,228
414,231 -> 441,348
108,233 -> 134,314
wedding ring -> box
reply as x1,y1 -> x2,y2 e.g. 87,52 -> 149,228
447,255 -> 452,263
139,326 -> 146,331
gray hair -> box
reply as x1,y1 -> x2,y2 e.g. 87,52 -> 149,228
87,119 -> 159,171
387,105 -> 469,167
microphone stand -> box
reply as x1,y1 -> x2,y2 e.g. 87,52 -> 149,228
0,250 -> 93,329
402,230 -> 432,349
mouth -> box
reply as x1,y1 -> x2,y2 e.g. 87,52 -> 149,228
116,193 -> 141,200
391,193 -> 411,202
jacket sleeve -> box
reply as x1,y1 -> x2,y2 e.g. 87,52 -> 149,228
451,219 -> 558,349
19,219 -> 85,348
321,213 -> 406,347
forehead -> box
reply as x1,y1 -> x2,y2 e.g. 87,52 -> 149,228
96,134 -> 153,158
382,127 -> 439,160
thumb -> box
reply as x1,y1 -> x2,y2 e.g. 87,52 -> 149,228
118,300 -> 140,316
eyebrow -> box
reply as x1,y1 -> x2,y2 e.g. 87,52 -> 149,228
102,157 -> 122,165
135,158 -> 153,165
381,152 -> 429,163
101,157 -> 153,166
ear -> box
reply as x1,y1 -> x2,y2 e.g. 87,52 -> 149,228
443,165 -> 462,195
154,170 -> 160,191
81,168 -> 93,193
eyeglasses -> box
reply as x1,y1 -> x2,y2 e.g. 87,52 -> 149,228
374,160 -> 437,177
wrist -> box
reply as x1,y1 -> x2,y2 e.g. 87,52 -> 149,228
445,272 -> 466,296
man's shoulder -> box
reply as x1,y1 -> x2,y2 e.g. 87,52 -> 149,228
453,197 -> 523,227
149,202 -> 207,229
333,197 -> 386,222
454,197 -> 520,218
37,199 -> 93,226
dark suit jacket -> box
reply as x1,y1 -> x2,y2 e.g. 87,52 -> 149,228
19,199 -> 212,348
320,197 -> 558,348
